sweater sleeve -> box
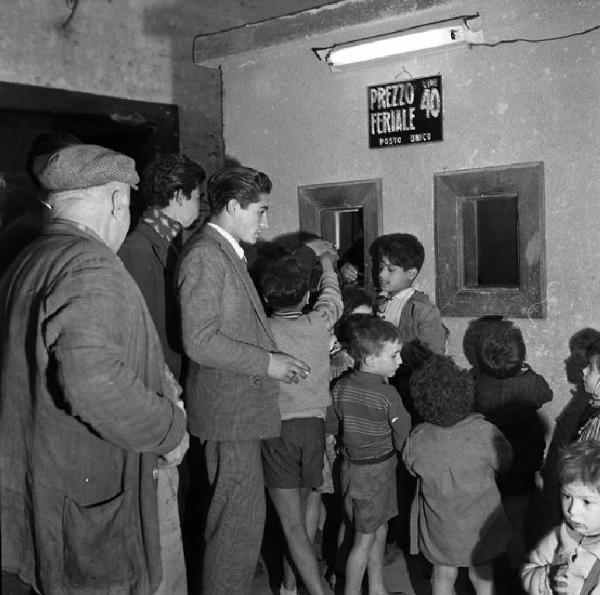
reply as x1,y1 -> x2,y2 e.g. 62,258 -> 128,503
413,298 -> 447,354
312,266 -> 343,329
388,387 -> 412,451
521,529 -> 560,595
401,432 -> 418,477
523,367 -> 554,408
486,421 -> 513,473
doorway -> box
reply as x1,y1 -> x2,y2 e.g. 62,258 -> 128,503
0,82 -> 179,229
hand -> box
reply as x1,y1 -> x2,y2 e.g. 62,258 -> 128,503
305,238 -> 337,258
340,262 -> 359,285
319,251 -> 337,269
160,430 -> 189,468
551,555 -> 590,595
176,399 -> 187,418
164,365 -> 182,402
268,352 -> 310,384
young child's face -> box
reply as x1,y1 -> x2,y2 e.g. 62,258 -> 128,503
368,340 -> 403,378
378,256 -> 415,295
561,481 -> 600,536
583,356 -> 600,396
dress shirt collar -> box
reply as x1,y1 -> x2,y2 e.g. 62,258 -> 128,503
207,222 -> 245,261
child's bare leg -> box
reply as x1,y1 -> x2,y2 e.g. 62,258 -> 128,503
366,523 -> 388,595
345,530 -> 376,595
431,564 -> 458,595
282,553 -> 297,592
468,563 -> 495,595
269,487 -> 329,595
306,489 -> 322,543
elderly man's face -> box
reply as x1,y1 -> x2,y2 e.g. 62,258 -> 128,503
111,183 -> 131,250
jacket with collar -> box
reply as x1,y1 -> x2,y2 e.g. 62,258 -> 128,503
119,220 -> 182,378
0,220 -> 186,594
177,224 -> 279,441
396,290 -> 446,354
522,523 -> 600,595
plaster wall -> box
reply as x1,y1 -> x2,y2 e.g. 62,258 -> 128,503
0,0 -> 223,173
217,0 -> 600,428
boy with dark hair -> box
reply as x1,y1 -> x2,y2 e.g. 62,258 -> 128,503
472,318 -> 553,569
178,166 -> 310,595
522,440 -> 600,595
371,233 -> 447,556
120,152 -> 206,377
371,233 -> 446,355
119,152 -> 206,594
332,315 -> 411,595
259,239 -> 342,595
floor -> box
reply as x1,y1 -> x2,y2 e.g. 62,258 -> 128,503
249,533 -> 523,595
251,544 -> 426,595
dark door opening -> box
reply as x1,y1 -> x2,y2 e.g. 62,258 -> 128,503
0,82 -> 179,231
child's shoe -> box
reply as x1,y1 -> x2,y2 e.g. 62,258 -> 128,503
279,586 -> 298,595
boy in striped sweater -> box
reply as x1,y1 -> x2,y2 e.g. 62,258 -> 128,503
332,315 -> 412,595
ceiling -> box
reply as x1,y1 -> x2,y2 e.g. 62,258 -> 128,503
192,0 -> 338,35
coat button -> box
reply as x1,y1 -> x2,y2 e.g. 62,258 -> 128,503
152,467 -> 159,480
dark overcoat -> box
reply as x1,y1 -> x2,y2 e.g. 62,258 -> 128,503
0,219 -> 186,594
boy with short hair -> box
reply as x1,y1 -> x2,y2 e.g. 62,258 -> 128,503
332,315 -> 412,595
259,239 -> 342,595
371,234 -> 446,554
521,440 -> 600,595
371,233 -> 446,354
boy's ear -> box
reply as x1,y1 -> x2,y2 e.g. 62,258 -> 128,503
407,267 -> 418,281
226,198 -> 240,215
364,353 -> 375,367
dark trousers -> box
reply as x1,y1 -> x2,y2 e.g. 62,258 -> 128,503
202,439 -> 266,595
2,574 -> 35,595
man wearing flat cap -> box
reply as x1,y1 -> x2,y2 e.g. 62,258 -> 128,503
0,144 -> 188,595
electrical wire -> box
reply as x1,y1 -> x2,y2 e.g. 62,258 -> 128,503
469,22 -> 600,48
62,0 -> 81,30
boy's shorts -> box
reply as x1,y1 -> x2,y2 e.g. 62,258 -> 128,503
261,417 -> 325,489
342,454 -> 398,533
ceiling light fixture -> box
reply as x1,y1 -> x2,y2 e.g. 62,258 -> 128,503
313,14 -> 483,71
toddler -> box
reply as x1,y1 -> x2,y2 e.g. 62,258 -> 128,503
402,354 -> 512,595
522,440 -> 600,595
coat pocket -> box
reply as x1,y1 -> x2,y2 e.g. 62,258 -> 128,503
63,489 -> 134,587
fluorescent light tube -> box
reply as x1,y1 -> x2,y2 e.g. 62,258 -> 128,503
314,16 -> 483,70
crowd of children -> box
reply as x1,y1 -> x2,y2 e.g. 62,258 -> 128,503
255,230 -> 600,595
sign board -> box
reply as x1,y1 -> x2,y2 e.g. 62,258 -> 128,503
368,75 -> 443,148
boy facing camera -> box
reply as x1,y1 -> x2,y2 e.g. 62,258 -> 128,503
522,441 -> 600,595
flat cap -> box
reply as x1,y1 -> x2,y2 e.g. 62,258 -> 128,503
37,144 -> 139,192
